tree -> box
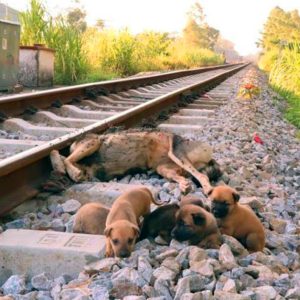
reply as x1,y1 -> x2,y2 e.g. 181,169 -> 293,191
67,7 -> 87,32
95,19 -> 105,30
183,2 -> 219,50
259,7 -> 300,51
214,36 -> 240,62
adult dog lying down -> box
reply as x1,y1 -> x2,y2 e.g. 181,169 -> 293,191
50,131 -> 221,194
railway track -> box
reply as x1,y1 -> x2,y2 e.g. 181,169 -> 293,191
0,63 -> 247,216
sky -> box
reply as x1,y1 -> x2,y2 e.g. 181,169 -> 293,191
4,0 -> 300,56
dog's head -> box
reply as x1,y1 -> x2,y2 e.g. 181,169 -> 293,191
208,186 -> 240,218
171,204 -> 208,242
104,220 -> 140,258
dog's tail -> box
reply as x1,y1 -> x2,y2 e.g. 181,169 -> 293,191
143,187 -> 169,205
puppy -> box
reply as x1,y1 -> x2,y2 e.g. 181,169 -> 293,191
73,203 -> 109,235
172,204 -> 221,249
139,195 -> 209,242
104,187 -> 159,258
209,186 -> 265,252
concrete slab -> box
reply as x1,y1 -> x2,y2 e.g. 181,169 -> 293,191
33,111 -> 97,128
158,123 -> 203,135
0,229 -> 105,283
0,139 -> 44,152
3,118 -> 74,139
60,105 -> 114,119
176,109 -> 214,117
64,182 -> 158,207
165,116 -> 209,125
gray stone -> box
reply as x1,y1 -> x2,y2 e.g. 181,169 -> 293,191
154,278 -> 173,300
190,260 -> 214,277
138,256 -> 153,283
61,199 -> 81,213
222,235 -> 248,256
31,273 -> 53,290
2,274 -> 27,295
156,249 -> 179,262
60,288 -> 89,300
123,296 -> 146,300
153,266 -> 176,281
285,287 -> 300,299
50,219 -> 65,232
222,278 -> 237,293
219,244 -> 237,269
170,239 -> 189,251
189,247 -> 207,263
214,291 -> 251,300
161,257 -> 181,274
142,285 -> 157,298
252,285 -> 278,299
85,257 -> 119,273
269,218 -> 287,234
112,267 -> 146,287
174,275 -> 207,300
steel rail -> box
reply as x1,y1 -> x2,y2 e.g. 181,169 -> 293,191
0,63 -> 241,117
0,63 -> 248,216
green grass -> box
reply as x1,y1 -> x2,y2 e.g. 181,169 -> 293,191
75,70 -> 118,84
271,87 -> 300,128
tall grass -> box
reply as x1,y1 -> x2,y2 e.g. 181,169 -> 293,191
20,1 -> 224,84
268,44 -> 300,128
83,29 -> 224,76
20,0 -> 88,84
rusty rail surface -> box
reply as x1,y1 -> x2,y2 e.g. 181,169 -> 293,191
0,63 -> 248,215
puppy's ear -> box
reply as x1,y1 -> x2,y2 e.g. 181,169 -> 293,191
207,188 -> 214,196
192,213 -> 205,226
132,224 -> 140,237
232,191 -> 240,202
104,226 -> 112,237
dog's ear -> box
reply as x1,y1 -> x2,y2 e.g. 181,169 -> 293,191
232,191 -> 240,202
104,226 -> 112,237
132,224 -> 140,237
192,213 -> 206,226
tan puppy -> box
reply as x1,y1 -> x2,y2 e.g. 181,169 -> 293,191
73,203 -> 109,235
105,187 -> 159,258
209,186 -> 265,252
171,204 -> 221,249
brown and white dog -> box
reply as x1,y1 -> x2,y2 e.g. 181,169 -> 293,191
73,203 -> 109,235
50,131 -> 222,195
104,187 -> 160,258
209,186 -> 265,252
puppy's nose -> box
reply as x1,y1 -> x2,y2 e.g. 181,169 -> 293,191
119,250 -> 130,258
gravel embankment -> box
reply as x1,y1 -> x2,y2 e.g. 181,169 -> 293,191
1,66 -> 299,300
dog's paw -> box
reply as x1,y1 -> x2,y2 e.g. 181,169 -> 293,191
65,163 -> 84,182
179,180 -> 192,194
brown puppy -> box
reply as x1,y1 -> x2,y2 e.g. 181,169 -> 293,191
73,203 -> 109,235
139,195 -> 209,242
50,131 -> 222,195
209,186 -> 265,252
172,204 -> 221,249
104,187 -> 159,258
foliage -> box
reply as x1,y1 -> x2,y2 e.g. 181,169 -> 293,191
20,0 -> 224,84
259,7 -> 300,128
66,7 -> 87,33
20,0 -> 48,45
183,2 -> 219,50
20,0 -> 88,84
